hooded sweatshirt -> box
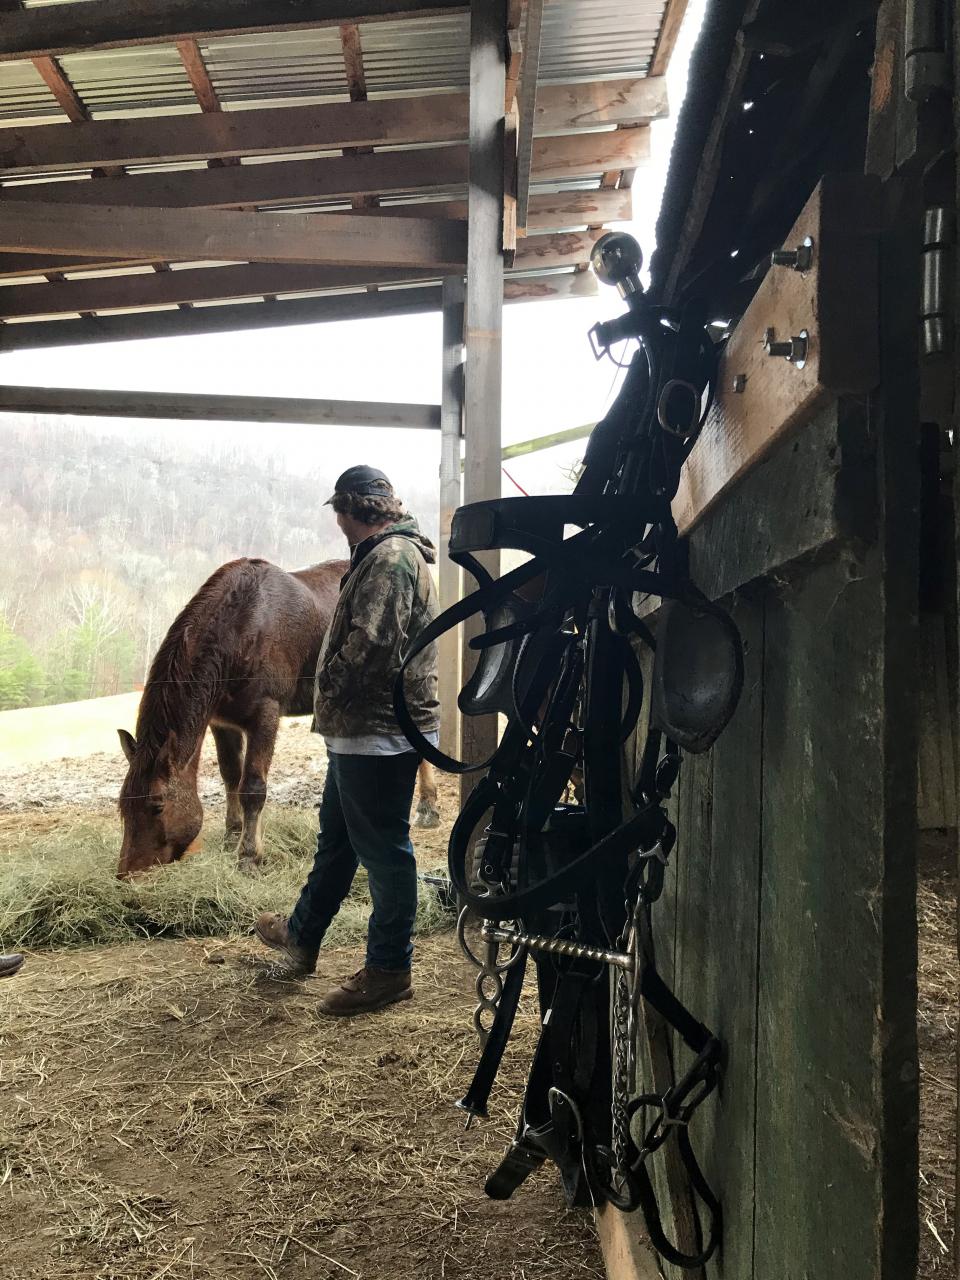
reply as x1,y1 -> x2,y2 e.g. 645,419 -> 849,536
312,514 -> 440,744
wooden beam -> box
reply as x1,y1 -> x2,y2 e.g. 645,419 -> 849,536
0,233 -> 591,317
516,0 -> 544,231
0,384 -> 441,430
0,95 -> 470,175
0,80 -> 658,177
0,1 -> 469,61
0,132 -> 648,212
460,0 -> 506,793
0,200 -> 467,270
673,176 -> 881,535
650,0 -> 690,77
0,191 -> 629,277
438,275 -> 464,757
0,271 -> 595,350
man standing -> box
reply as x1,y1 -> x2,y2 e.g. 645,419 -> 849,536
255,466 -> 439,1015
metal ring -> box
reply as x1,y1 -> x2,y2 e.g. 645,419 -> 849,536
657,379 -> 701,438
457,904 -> 524,973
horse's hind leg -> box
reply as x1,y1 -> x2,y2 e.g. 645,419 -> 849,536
211,724 -> 245,837
237,702 -> 280,875
412,759 -> 440,829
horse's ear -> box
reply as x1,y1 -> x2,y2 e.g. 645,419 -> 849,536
155,730 -> 179,776
118,729 -> 137,763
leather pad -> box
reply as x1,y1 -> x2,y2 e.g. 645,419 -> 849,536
651,600 -> 743,753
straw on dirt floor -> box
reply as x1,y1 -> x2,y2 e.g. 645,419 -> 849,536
0,809 -> 449,952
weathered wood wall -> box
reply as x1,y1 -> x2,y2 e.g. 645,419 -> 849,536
622,362 -> 920,1277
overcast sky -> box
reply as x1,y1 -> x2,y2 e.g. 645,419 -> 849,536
0,1 -> 705,506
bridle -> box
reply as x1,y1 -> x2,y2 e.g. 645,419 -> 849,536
394,233 -> 743,1268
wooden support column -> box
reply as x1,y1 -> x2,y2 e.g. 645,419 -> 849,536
460,0 -> 506,801
439,276 -> 465,757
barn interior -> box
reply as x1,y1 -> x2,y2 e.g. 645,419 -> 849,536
0,2 -> 957,1280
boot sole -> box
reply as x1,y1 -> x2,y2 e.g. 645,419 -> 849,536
253,923 -> 316,976
318,987 -> 414,1017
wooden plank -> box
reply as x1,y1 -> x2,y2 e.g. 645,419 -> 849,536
673,174 -> 882,535
0,94 -> 471,175
0,131 -> 645,214
650,0 -> 690,77
515,0 -> 543,230
536,77 -> 668,133
0,192 -> 628,279
439,276 -> 464,757
0,385 -> 440,429
0,1 -> 468,61
684,403 -> 864,602
916,612 -> 958,828
0,80 -> 660,177
674,592 -> 763,1280
595,1203 -> 663,1280
0,200 -> 467,270
0,235 -> 594,316
0,270 -> 593,350
460,0 -> 505,798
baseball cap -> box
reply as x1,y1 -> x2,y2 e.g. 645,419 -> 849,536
324,465 -> 395,504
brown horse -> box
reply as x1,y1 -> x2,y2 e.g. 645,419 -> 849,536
117,557 -> 440,878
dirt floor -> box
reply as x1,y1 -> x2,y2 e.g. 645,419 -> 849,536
0,718 -> 956,1277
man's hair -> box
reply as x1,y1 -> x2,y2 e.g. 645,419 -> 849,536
331,490 -> 404,526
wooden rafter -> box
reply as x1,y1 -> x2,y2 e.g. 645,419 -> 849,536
0,200 -> 467,269
0,1 -> 469,61
338,22 -> 379,221
0,190 -> 629,279
0,79 -> 661,176
0,272 -> 597,351
0,132 -> 650,212
0,232 -> 597,318
650,0 -> 690,77
0,385 -> 442,430
516,0 -> 543,231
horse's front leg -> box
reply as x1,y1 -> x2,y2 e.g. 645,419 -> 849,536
211,723 -> 245,838
236,702 -> 280,875
412,759 -> 440,829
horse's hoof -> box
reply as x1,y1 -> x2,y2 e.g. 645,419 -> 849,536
413,803 -> 441,830
237,857 -> 263,877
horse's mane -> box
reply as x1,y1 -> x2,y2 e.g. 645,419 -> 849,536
120,559 -> 265,810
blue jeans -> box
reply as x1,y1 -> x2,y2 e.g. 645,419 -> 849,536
288,751 -> 421,971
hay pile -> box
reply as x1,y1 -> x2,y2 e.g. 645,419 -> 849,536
0,933 -> 604,1280
0,810 -> 449,952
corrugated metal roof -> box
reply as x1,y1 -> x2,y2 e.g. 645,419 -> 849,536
0,3 -> 668,122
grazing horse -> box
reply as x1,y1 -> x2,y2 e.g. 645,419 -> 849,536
117,557 -> 440,879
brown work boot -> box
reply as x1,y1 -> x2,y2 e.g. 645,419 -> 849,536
318,966 -> 412,1017
253,912 -> 318,976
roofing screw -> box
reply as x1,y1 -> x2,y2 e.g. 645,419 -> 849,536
764,327 -> 808,366
732,374 -> 747,393
770,235 -> 814,271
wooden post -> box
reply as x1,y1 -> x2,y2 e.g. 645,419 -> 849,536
439,275 -> 464,758
460,0 -> 506,800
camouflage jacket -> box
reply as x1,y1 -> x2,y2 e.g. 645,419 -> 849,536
312,515 -> 440,739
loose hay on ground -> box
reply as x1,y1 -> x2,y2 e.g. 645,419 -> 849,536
0,933 -> 603,1280
0,809 -> 449,952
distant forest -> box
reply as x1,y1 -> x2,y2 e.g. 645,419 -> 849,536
0,417 -> 439,710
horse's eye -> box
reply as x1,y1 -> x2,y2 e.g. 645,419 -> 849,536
147,798 -> 164,816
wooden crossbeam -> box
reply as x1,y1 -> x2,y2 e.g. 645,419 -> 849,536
0,385 -> 442,429
0,200 -> 467,269
0,232 -> 593,317
0,271 -> 597,349
0,131 -> 648,213
0,190 -> 629,278
0,1 -> 468,61
0,80 -> 660,176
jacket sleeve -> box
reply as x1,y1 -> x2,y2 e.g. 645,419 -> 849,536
314,554 -> 416,712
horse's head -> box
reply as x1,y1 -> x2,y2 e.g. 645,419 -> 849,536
116,728 -> 203,878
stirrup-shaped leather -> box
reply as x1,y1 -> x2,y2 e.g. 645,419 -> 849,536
651,599 -> 743,753
459,594 -> 536,718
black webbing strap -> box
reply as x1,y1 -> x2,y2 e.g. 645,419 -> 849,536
448,781 -> 669,920
456,948 -> 528,1121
